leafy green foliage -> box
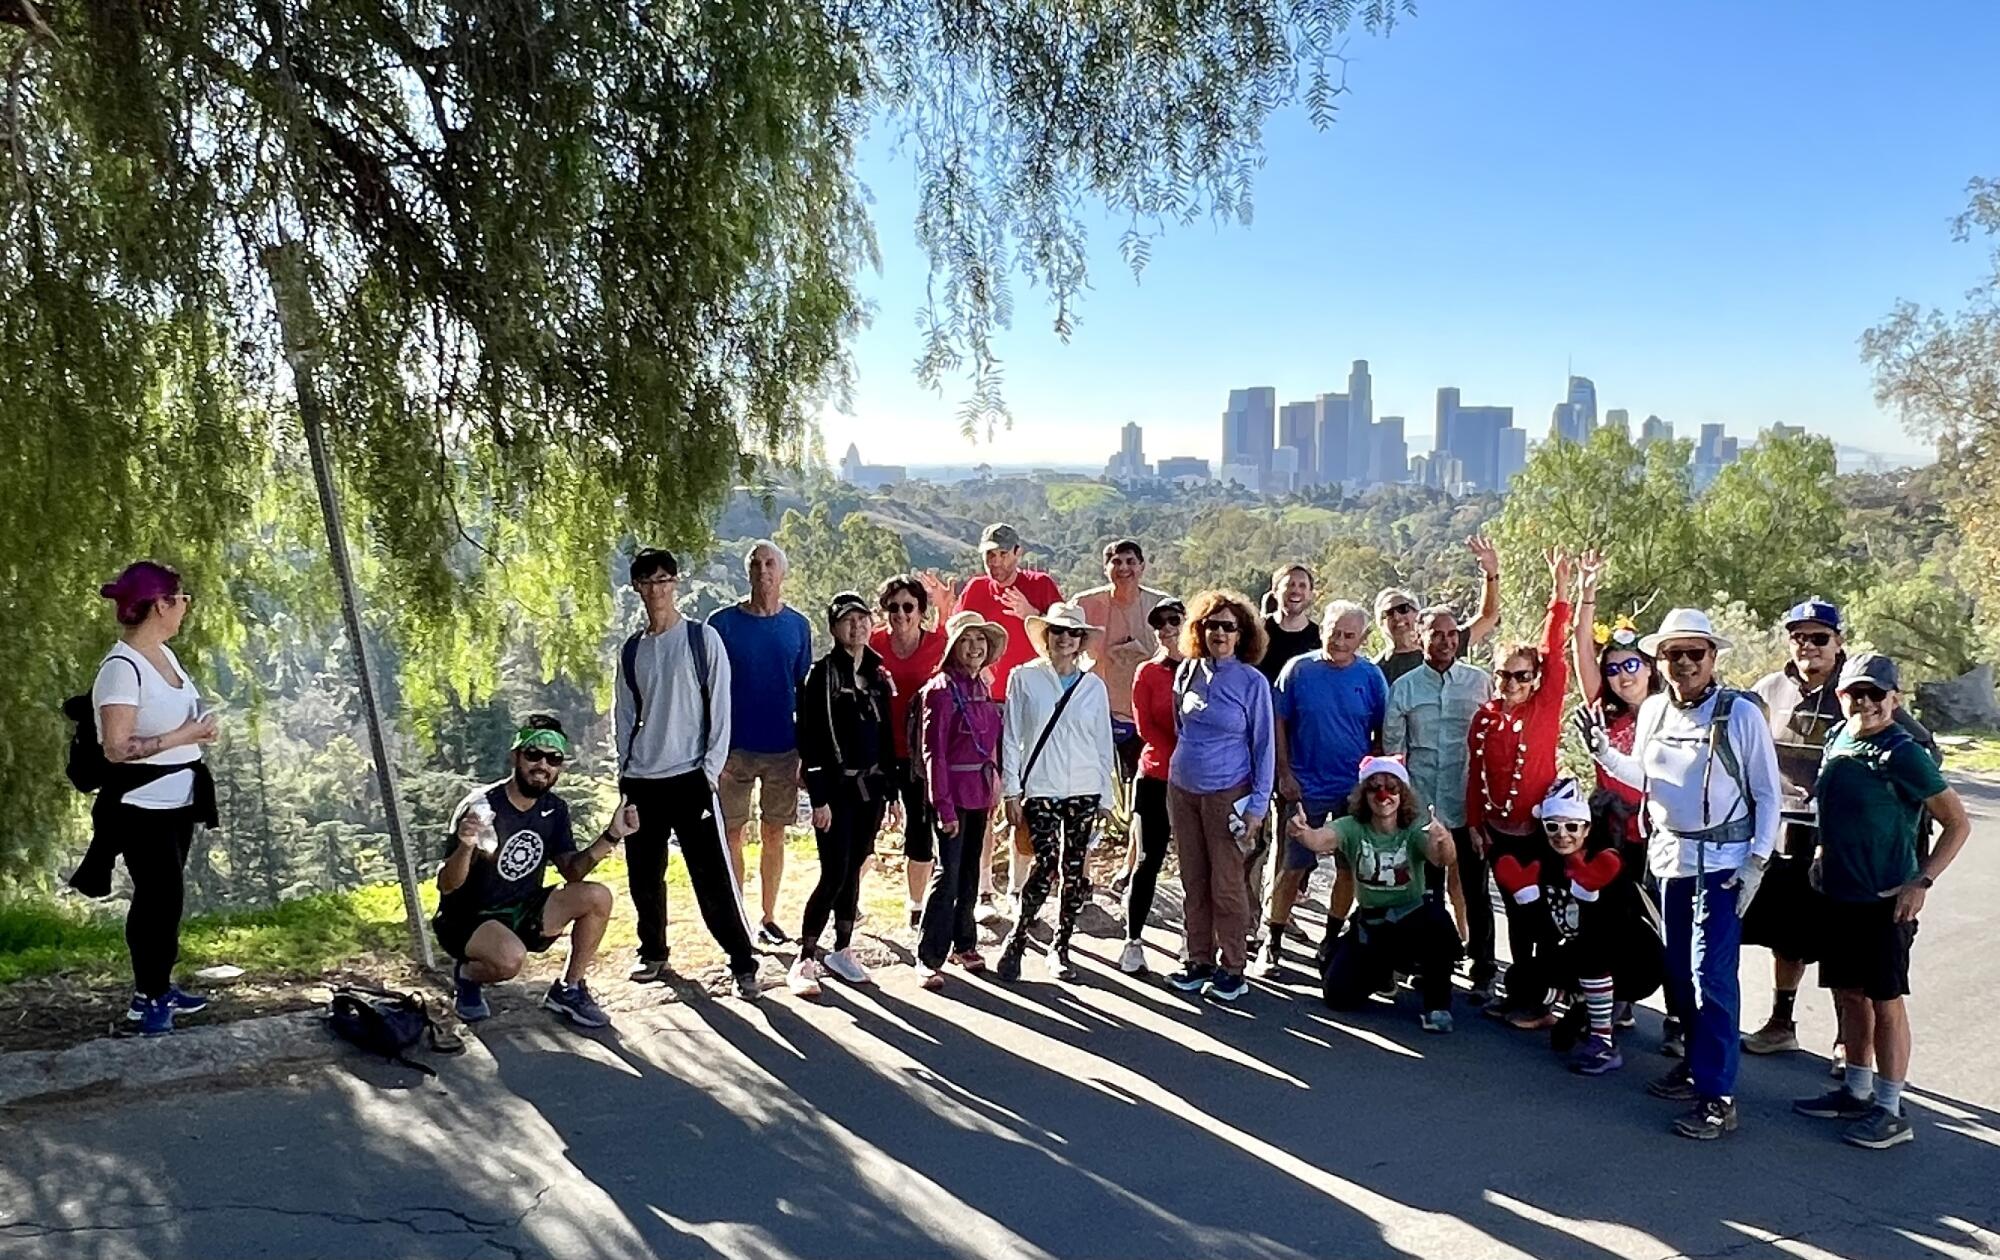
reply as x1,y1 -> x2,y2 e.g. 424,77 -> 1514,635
774,504 -> 913,651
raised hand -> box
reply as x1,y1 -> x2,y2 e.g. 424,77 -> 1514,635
999,584 -> 1037,621
1570,705 -> 1610,758
1424,804 -> 1450,843
1466,535 -> 1500,577
1577,548 -> 1606,594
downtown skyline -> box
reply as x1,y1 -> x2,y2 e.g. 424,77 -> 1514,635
816,2 -> 1989,471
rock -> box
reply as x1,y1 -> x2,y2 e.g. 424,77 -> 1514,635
1916,663 -> 2000,732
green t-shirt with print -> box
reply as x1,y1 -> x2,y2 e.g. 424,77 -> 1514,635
1332,815 -> 1430,912
1815,720 -> 1948,902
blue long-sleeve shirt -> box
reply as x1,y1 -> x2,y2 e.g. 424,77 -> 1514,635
1167,656 -> 1276,817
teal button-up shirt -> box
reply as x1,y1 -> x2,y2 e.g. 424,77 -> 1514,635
1382,660 -> 1491,828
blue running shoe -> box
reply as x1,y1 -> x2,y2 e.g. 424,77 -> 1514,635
454,963 -> 491,1023
139,995 -> 175,1038
542,980 -> 609,1029
1567,1034 -> 1624,1076
128,986 -> 207,1022
1203,970 -> 1249,1002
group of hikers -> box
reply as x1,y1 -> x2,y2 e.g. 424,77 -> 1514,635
78,525 -> 1971,1150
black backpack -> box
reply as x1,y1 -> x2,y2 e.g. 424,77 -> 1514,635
63,657 -> 139,793
326,985 -> 459,1076
619,618 -> 712,773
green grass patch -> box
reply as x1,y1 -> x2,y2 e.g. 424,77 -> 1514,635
1936,733 -> 2000,776
1276,504 -> 1338,527
1045,483 -> 1122,514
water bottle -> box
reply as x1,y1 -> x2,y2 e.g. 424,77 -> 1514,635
467,799 -> 499,855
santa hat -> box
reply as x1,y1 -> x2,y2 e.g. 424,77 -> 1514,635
1532,777 -> 1592,824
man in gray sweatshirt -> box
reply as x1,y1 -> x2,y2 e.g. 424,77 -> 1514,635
615,548 -> 761,998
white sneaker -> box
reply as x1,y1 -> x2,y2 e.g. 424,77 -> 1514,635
1118,940 -> 1147,974
822,948 -> 870,985
785,957 -> 823,998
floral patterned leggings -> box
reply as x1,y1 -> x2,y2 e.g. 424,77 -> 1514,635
1017,795 -> 1099,953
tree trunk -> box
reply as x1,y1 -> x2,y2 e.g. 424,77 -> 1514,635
263,241 -> 435,969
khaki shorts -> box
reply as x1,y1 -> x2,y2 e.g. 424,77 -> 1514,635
719,749 -> 801,833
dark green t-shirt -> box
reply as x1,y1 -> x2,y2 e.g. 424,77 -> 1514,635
1815,721 -> 1948,902
1331,815 -> 1430,912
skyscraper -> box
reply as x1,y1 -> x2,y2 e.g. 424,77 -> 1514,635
1221,387 -> 1277,486
1349,360 -> 1373,431
1372,416 -> 1407,485
1604,408 -> 1630,436
1568,375 -> 1597,433
1316,392 -> 1352,484
1435,387 -> 1461,454
1431,388 -> 1520,492
1279,401 -> 1319,488
1641,414 -> 1674,446
1106,421 -> 1149,480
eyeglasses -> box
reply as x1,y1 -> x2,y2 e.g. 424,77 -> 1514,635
162,593 -> 195,608
1201,620 -> 1240,635
1384,602 -> 1416,618
634,575 -> 677,588
1790,630 -> 1834,648
519,748 -> 566,766
1046,626 -> 1086,639
883,601 -> 920,614
1843,685 -> 1887,704
1542,819 -> 1587,834
1604,657 -> 1648,676
1663,647 -> 1710,664
1494,668 -> 1537,685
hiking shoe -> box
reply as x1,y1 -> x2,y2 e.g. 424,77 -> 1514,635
823,948 -> 869,985
1742,1016 -> 1800,1055
732,968 -> 763,1000
786,957 -> 823,997
1118,940 -> 1147,974
1567,1035 -> 1624,1076
1050,950 -> 1081,984
1204,970 -> 1248,1002
138,995 -> 174,1037
1509,1006 -> 1559,1031
629,958 -> 671,984
1612,1000 -> 1637,1030
454,963 -> 491,1023
1794,1087 -> 1873,1120
917,964 -> 946,991
1466,964 -> 1495,1008
1647,1064 -> 1698,1101
1168,963 -> 1216,993
1284,921 -> 1312,944
757,921 -> 792,947
1420,1009 -> 1454,1034
543,981 -> 610,1029
950,949 -> 987,973
996,942 -> 1025,982
1672,1097 -> 1739,1141
1660,1017 -> 1686,1059
1249,934 -> 1284,978
1841,1105 -> 1914,1150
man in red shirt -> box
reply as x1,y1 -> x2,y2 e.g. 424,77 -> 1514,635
956,522 -> 1063,910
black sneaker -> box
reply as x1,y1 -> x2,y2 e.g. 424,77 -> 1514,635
1672,1097 -> 1739,1140
1204,970 -> 1249,1002
732,968 -> 763,1000
1647,1064 -> 1698,1101
1612,1000 -> 1637,1030
1841,1105 -> 1914,1150
542,980 -> 610,1029
1659,1016 -> 1686,1059
1050,950 -> 1081,984
1249,933 -> 1284,978
629,957 -> 671,984
757,921 -> 792,947
1168,962 -> 1216,992
996,941 -> 1026,982
1794,1087 -> 1873,1120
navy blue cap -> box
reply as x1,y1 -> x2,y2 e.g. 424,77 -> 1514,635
1836,652 -> 1899,694
826,590 -> 871,628
1782,598 -> 1841,633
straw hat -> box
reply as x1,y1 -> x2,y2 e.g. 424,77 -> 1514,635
941,610 -> 1008,665
1025,601 -> 1104,656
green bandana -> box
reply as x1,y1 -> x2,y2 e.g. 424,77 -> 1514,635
511,727 -> 571,757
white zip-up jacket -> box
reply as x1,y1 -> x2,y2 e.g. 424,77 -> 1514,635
1002,658 -> 1116,805
1596,688 -> 1783,880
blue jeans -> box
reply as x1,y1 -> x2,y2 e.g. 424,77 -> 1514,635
1663,868 -> 1743,1100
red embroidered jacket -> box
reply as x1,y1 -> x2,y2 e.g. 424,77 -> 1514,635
1465,599 -> 1572,833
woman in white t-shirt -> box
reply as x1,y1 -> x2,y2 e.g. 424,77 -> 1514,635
87,561 -> 220,1037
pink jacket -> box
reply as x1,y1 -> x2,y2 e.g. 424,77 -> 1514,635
919,670 -> 1003,814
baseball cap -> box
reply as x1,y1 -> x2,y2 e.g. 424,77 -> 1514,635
980,523 -> 1023,553
1836,652 -> 1899,695
1148,598 -> 1187,630
826,590 -> 871,628
1781,598 -> 1842,633
1374,587 -> 1420,617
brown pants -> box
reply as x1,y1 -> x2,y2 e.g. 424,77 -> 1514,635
1168,782 -> 1253,974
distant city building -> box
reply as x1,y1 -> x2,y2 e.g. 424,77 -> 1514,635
1640,414 -> 1674,446
1279,401 -> 1319,488
1222,387 -> 1277,486
1218,459 -> 1263,490
1692,422 -> 1740,491
838,443 -> 907,490
1105,422 -> 1151,481
1764,422 -> 1806,442
1349,360 -> 1374,432
1315,392 -> 1352,484
1271,446 -> 1302,494
1604,408 -> 1630,436
1550,375 -> 1598,444
1432,387 -> 1522,491
1372,416 -> 1408,485
1156,455 -> 1211,483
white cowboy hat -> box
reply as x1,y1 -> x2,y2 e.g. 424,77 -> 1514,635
1638,607 -> 1733,657
941,610 -> 1009,665
1025,601 -> 1103,656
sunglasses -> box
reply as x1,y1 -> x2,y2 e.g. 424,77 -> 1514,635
1542,818 -> 1587,834
883,601 -> 920,614
1156,616 -> 1184,629
1201,620 -> 1240,634
1046,625 -> 1086,639
1384,602 -> 1416,617
1603,656 -> 1648,676
519,747 -> 566,766
1843,685 -> 1887,704
1494,668 -> 1537,685
1663,647 -> 1710,664
1790,630 -> 1834,648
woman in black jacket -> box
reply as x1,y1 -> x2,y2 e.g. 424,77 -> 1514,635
788,592 -> 896,997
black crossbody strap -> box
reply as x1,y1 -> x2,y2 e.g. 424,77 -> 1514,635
1020,676 -> 1086,793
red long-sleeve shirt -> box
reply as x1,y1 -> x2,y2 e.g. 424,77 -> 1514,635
1132,655 -> 1179,782
1465,599 -> 1572,833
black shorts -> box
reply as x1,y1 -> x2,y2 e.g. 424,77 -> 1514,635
890,760 -> 935,864
1817,897 -> 1916,1002
1740,850 -> 1823,961
433,883 -> 560,961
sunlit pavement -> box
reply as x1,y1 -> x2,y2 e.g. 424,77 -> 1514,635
5,784 -> 1999,1259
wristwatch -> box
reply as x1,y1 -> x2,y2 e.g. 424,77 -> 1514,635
1917,874 -> 1935,889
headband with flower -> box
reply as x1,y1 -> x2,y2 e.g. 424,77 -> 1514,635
1592,615 -> 1642,649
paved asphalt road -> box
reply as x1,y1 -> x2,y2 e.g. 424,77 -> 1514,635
5,782 -> 2000,1260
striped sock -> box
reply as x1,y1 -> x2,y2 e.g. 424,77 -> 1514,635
1580,975 -> 1615,1038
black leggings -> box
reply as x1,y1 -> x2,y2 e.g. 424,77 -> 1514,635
801,795 -> 886,955
1323,901 -> 1462,1012
890,759 -> 935,865
1487,824 -> 1553,978
119,805 -> 197,998
1427,826 -> 1495,978
1126,776 -> 1172,941
919,807 -> 990,966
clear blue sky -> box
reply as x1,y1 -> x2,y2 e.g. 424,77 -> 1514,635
822,2 -> 1999,469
